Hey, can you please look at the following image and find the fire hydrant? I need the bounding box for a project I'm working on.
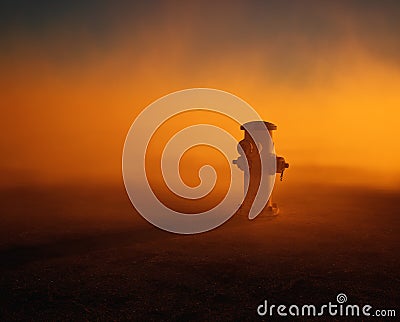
[233,121,289,216]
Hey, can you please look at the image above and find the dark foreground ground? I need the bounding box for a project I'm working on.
[0,180,399,321]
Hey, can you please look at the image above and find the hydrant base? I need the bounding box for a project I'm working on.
[237,203,279,218]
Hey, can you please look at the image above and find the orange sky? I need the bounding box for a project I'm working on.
[1,1,400,188]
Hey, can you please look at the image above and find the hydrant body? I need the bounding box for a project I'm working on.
[233,121,289,216]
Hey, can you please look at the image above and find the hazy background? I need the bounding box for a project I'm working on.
[1,0,400,189]
[1,3,399,319]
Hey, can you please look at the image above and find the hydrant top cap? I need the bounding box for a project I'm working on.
[241,121,277,131]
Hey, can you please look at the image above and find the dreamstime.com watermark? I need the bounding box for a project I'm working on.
[122,88,276,234]
[257,293,396,318]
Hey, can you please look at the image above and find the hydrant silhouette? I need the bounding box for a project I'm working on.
[233,121,289,216]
